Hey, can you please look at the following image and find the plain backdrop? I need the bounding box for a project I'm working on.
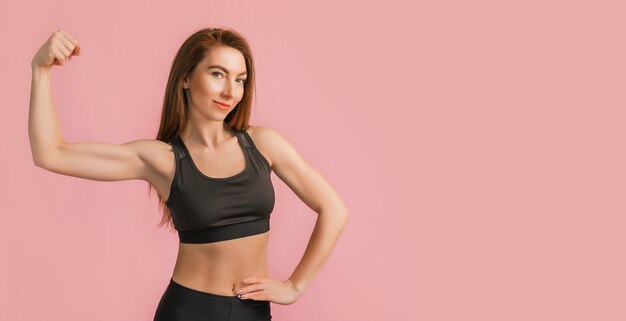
[1,0,625,320]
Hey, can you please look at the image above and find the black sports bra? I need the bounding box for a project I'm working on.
[165,128,275,244]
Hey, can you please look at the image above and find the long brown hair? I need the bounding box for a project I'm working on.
[150,27,258,231]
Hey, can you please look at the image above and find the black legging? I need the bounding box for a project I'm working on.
[154,278,272,321]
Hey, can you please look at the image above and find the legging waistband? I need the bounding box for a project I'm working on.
[168,277,240,304]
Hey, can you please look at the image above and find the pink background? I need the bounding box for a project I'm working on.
[2,0,625,320]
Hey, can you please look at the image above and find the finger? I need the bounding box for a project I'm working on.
[56,43,71,58]
[53,48,67,65]
[58,29,79,46]
[53,56,64,66]
[249,293,270,301]
[238,284,264,294]
[54,57,65,66]
[57,36,76,57]
[56,45,70,64]
[242,277,265,284]
[239,289,266,300]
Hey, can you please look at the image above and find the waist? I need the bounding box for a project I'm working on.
[173,231,269,296]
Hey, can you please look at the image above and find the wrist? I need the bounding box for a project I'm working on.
[31,65,51,78]
[31,63,50,74]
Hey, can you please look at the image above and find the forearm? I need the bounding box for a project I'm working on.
[288,210,349,295]
[29,66,64,166]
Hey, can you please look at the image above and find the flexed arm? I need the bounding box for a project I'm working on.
[29,29,81,166]
[28,29,157,183]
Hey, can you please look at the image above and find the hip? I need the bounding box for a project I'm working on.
[154,277,272,321]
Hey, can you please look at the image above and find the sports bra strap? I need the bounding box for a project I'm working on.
[235,129,253,149]
[170,137,186,161]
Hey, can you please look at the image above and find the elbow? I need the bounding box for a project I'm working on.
[32,154,46,168]
[33,152,57,170]
[31,143,62,169]
[317,203,350,226]
[33,157,49,169]
[339,204,350,221]
[336,212,350,232]
[325,208,350,225]
[341,211,350,225]
[32,150,51,168]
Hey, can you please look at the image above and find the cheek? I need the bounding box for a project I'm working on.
[191,74,215,90]
[199,79,219,94]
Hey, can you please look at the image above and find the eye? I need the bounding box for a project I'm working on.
[212,71,246,85]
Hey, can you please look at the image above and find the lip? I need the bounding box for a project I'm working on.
[213,100,231,109]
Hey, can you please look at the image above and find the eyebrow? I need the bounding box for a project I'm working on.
[208,65,248,76]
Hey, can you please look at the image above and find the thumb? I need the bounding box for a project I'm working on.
[72,44,82,56]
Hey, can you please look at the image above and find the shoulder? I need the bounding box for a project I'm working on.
[247,125,286,150]
[246,125,303,171]
[247,125,277,140]
[246,125,279,168]
[125,138,174,160]
[126,138,178,179]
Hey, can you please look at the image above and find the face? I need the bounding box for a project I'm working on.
[183,46,248,121]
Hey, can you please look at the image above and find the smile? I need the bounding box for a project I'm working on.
[213,100,230,109]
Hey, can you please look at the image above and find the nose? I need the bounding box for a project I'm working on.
[222,80,236,98]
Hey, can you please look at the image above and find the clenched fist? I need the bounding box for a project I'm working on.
[31,29,81,69]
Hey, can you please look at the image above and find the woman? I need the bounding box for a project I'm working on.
[29,27,350,321]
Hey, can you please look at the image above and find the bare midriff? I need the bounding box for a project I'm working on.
[171,231,270,296]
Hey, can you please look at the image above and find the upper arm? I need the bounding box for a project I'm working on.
[36,139,160,182]
[252,126,349,216]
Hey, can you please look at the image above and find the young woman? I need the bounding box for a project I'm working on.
[29,27,350,321]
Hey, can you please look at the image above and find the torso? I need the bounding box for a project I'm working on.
[144,126,274,296]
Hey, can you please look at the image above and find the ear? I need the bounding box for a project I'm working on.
[183,72,192,89]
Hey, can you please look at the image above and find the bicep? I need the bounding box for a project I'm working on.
[38,139,152,182]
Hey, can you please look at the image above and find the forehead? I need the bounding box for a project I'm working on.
[201,46,246,72]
